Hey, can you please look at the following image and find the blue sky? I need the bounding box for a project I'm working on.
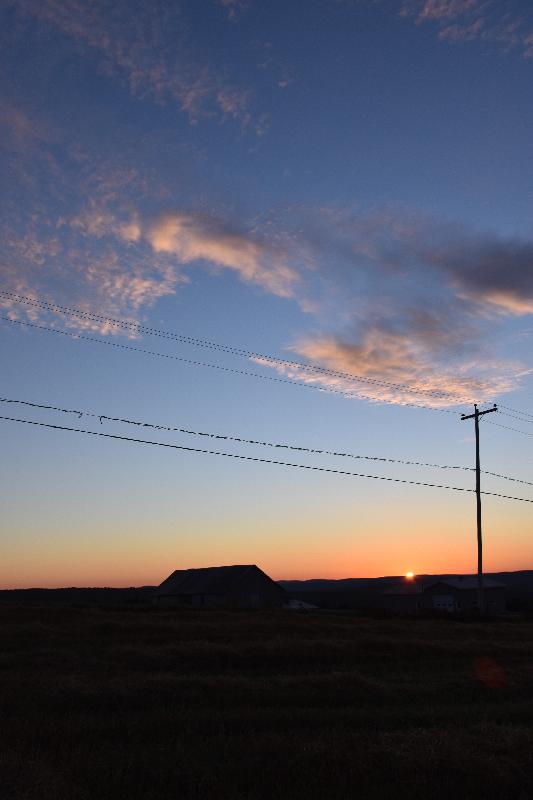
[1,0,532,586]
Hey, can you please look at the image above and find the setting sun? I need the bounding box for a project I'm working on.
[405,572,415,580]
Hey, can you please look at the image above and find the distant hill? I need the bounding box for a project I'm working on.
[0,586,156,604]
[279,571,533,610]
[1,571,532,609]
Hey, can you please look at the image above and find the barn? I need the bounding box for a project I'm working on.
[383,577,506,615]
[153,564,286,609]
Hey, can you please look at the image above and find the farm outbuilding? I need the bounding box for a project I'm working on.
[153,564,286,609]
[383,577,506,615]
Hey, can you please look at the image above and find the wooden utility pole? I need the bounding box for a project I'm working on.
[460,403,498,615]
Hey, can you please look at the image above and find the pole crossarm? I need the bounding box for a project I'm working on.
[461,404,498,421]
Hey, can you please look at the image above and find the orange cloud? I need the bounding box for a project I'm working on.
[146,212,298,297]
[255,326,518,407]
[479,291,533,316]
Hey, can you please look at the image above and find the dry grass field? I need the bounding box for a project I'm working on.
[1,605,533,799]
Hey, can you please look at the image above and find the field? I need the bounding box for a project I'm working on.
[1,605,533,799]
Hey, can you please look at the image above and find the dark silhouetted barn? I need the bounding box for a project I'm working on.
[153,564,286,608]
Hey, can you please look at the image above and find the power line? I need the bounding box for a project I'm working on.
[0,316,373,402]
[486,419,533,438]
[0,398,85,419]
[481,469,533,488]
[498,410,533,426]
[3,394,533,487]
[499,404,533,421]
[0,290,486,404]
[2,412,533,503]
[0,396,477,470]
[3,291,460,397]
[0,315,457,414]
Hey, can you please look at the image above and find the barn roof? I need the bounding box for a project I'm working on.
[383,576,506,595]
[431,577,506,590]
[154,564,284,597]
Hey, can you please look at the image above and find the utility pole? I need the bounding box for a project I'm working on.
[460,403,498,615]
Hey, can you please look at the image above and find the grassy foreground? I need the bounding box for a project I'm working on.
[1,605,533,799]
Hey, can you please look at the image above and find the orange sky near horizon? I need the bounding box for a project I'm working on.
[3,498,531,589]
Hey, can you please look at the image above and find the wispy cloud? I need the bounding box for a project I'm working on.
[217,0,249,22]
[0,87,298,337]
[0,106,297,329]
[266,324,518,407]
[244,204,533,404]
[68,206,141,243]
[0,109,182,334]
[424,235,533,316]
[406,0,482,22]
[0,226,182,335]
[10,0,256,124]
[5,187,532,401]
[0,103,54,149]
[82,252,179,312]
[291,206,533,319]
[145,211,298,298]
[2,91,530,405]
[400,0,533,58]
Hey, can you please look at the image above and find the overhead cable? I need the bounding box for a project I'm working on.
[2,394,532,487]
[0,396,476,470]
[0,315,457,414]
[486,419,533,438]
[2,413,533,503]
[498,410,533,425]
[499,404,533,421]
[0,290,487,404]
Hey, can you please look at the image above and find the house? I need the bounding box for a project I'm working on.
[153,564,286,609]
[383,577,506,615]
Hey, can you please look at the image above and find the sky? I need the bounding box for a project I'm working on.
[1,0,532,588]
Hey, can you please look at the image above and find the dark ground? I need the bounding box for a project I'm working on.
[1,605,533,800]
